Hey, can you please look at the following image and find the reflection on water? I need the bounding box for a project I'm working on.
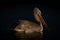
[10,29,48,40]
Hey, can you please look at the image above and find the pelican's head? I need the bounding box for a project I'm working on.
[34,8,48,29]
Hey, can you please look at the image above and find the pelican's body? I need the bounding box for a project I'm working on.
[14,20,43,33]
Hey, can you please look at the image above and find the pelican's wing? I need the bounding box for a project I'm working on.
[33,8,48,28]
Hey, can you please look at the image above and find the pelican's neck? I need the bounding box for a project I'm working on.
[40,22,43,32]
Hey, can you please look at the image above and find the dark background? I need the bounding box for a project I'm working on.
[0,1,60,40]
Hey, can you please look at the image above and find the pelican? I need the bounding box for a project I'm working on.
[13,8,48,39]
